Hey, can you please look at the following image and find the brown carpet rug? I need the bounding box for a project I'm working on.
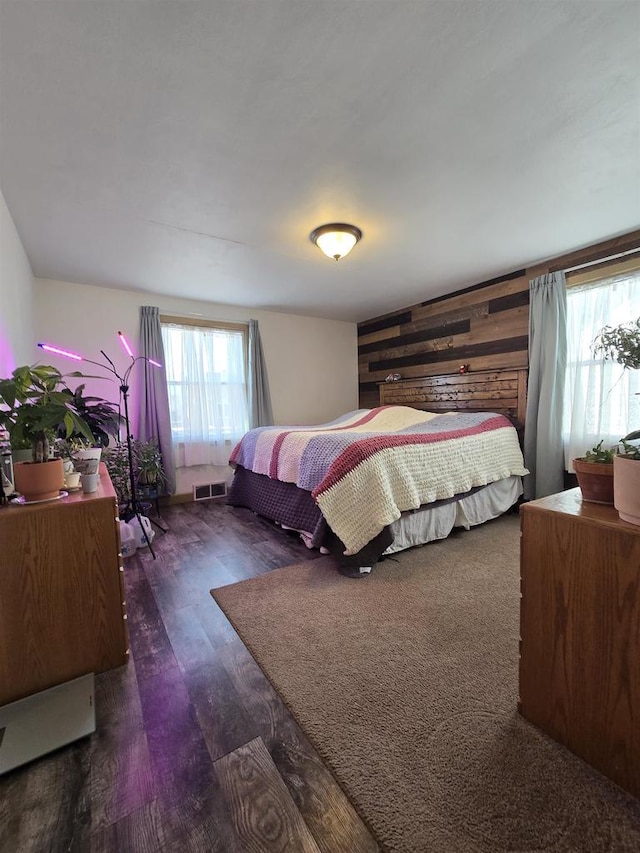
[211,515,640,852]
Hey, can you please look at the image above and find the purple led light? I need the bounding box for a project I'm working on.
[148,358,162,368]
[118,331,134,358]
[37,342,83,361]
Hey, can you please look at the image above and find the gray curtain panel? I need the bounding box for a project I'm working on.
[523,272,567,499]
[138,306,176,494]
[248,319,274,428]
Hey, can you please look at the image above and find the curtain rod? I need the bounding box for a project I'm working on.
[564,247,640,273]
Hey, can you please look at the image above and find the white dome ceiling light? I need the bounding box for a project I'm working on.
[310,223,362,261]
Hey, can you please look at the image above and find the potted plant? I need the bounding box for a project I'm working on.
[54,385,122,474]
[9,434,33,464]
[573,440,616,504]
[593,317,640,524]
[103,440,132,507]
[58,384,121,448]
[611,435,640,525]
[135,438,166,499]
[0,365,96,502]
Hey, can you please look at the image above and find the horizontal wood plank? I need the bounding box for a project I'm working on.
[399,303,489,333]
[383,370,521,388]
[364,350,530,384]
[358,310,412,337]
[379,368,528,422]
[410,274,528,321]
[356,325,402,347]
[358,319,470,356]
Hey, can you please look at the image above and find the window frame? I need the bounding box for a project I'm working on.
[159,314,249,445]
[562,264,640,467]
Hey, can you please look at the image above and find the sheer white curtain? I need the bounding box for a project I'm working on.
[161,322,249,467]
[563,272,640,469]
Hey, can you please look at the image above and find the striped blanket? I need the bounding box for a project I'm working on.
[230,406,527,555]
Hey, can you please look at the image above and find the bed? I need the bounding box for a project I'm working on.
[228,369,528,573]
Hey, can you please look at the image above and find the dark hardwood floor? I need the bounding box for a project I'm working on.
[0,501,379,853]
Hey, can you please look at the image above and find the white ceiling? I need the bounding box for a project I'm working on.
[1,1,639,323]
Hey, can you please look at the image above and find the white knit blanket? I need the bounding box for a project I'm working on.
[230,406,528,555]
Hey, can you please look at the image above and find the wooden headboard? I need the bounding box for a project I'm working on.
[379,368,528,424]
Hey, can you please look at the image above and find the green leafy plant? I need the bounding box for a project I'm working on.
[593,316,640,456]
[9,434,32,452]
[103,437,167,506]
[619,438,640,460]
[593,318,640,370]
[103,441,132,505]
[57,385,121,447]
[134,438,166,495]
[582,440,616,464]
[0,365,95,463]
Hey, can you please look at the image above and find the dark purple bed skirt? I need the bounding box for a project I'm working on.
[227,464,326,545]
[227,465,497,569]
[227,465,394,567]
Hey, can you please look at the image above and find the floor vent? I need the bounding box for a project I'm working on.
[193,481,228,502]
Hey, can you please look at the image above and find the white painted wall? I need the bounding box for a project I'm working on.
[0,190,35,375]
[33,278,358,493]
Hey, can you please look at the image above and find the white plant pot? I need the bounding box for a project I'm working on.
[72,447,102,475]
[613,454,640,526]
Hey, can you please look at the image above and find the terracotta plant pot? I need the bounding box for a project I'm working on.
[14,458,65,502]
[573,457,614,504]
[613,455,640,526]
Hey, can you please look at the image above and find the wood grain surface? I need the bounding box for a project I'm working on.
[358,270,529,406]
[519,490,640,798]
[0,468,128,705]
[0,501,378,852]
[380,367,527,423]
[215,736,322,853]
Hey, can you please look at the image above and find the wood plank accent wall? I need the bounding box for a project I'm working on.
[358,229,640,409]
[358,270,529,408]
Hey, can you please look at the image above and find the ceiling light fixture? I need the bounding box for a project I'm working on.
[309,223,362,261]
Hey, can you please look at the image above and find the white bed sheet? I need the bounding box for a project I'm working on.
[383,476,523,555]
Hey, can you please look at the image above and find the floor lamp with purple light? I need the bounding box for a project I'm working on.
[37,333,166,558]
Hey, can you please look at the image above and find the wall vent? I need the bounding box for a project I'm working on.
[192,481,228,502]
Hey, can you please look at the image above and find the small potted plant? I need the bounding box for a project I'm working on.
[613,435,640,525]
[573,440,616,504]
[135,438,166,500]
[9,434,33,464]
[593,317,640,524]
[0,365,96,501]
[103,440,133,508]
[56,385,122,474]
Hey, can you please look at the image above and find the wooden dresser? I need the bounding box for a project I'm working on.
[0,466,128,706]
[519,489,640,799]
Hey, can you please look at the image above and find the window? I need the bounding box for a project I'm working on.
[563,267,640,468]
[160,318,249,467]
